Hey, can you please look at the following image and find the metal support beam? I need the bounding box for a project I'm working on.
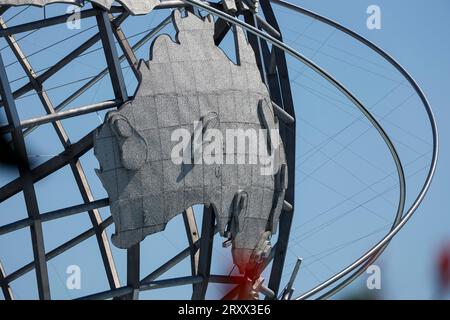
[259,1,296,299]
[0,13,128,109]
[283,200,293,212]
[213,3,238,47]
[220,277,277,300]
[141,276,203,292]
[191,206,216,300]
[95,10,128,102]
[238,277,254,300]
[0,99,123,134]
[19,99,123,130]
[62,96,121,289]
[0,13,170,204]
[124,244,140,300]
[1,17,121,290]
[0,6,9,16]
[111,13,140,79]
[78,286,133,300]
[109,13,185,299]
[20,14,171,138]
[0,198,109,236]
[220,244,278,300]
[4,99,129,135]
[80,275,205,299]
[0,261,13,300]
[0,8,100,37]
[209,275,244,284]
[260,285,276,299]
[4,32,101,103]
[40,198,109,223]
[182,208,200,282]
[214,18,231,46]
[256,15,281,39]
[140,228,219,285]
[243,12,267,84]
[260,38,283,107]
[281,258,302,300]
[0,1,186,37]
[272,101,295,125]
[0,53,51,300]
[0,2,298,301]
[51,13,170,112]
[0,130,94,204]
[1,217,112,285]
[267,47,277,75]
[141,243,199,285]
[240,6,297,299]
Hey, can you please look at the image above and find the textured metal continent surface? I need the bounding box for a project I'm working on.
[94,10,287,271]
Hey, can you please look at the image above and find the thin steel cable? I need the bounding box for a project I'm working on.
[296,132,397,209]
[293,225,390,265]
[295,82,423,159]
[292,152,429,238]
[289,161,428,256]
[282,30,408,87]
[0,29,39,52]
[290,30,336,82]
[4,6,30,24]
[296,84,415,166]
[7,24,161,85]
[283,224,391,285]
[281,22,402,76]
[182,0,436,301]
[293,72,431,148]
[0,1,436,300]
[10,24,166,101]
[4,24,98,69]
[14,74,112,101]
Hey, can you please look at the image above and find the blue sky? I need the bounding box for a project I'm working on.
[0,0,449,299]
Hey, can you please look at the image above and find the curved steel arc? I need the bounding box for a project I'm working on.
[180,0,408,299]
[268,0,439,300]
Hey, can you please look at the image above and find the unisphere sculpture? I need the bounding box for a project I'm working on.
[94,10,287,273]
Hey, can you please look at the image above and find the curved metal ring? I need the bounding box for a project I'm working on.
[181,0,414,299]
[269,0,438,300]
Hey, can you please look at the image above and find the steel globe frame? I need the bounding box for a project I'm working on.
[0,0,438,300]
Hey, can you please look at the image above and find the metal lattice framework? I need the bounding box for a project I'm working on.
[0,0,438,300]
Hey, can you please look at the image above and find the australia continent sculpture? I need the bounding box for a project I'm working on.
[94,10,287,277]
